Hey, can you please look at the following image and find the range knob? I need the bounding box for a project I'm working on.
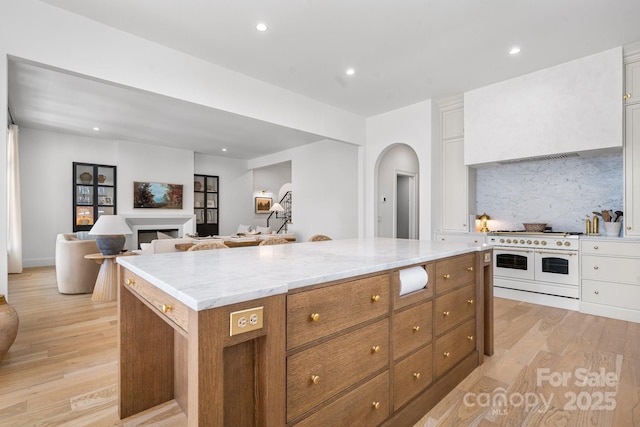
[527,240,532,244]
[506,239,512,243]
[556,241,563,246]
[541,241,547,246]
[564,241,571,247]
[500,239,505,243]
[533,240,539,245]
[520,239,525,244]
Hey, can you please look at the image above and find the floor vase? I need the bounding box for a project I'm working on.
[0,295,19,364]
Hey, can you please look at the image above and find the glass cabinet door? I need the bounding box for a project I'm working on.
[194,174,219,236]
[73,162,117,232]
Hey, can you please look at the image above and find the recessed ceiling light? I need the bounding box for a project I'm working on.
[509,47,521,55]
[92,127,100,131]
[346,68,355,76]
[256,23,268,32]
[222,148,227,152]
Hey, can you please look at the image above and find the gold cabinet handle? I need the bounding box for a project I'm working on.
[372,401,381,410]
[467,335,474,341]
[443,311,450,316]
[624,93,631,100]
[125,278,135,286]
[627,226,632,230]
[412,326,420,332]
[310,375,320,384]
[443,352,450,358]
[466,266,474,272]
[443,274,451,279]
[467,299,474,305]
[309,313,320,322]
[593,266,599,270]
[371,294,381,303]
[593,245,599,250]
[594,290,600,295]
[371,345,380,353]
[413,372,421,380]
[162,304,173,314]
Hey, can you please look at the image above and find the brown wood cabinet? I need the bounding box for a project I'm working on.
[118,249,493,427]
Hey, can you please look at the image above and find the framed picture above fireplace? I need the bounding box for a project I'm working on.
[134,182,183,209]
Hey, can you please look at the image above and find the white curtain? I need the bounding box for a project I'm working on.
[7,124,22,273]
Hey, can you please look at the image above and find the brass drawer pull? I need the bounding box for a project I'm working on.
[593,245,599,250]
[412,326,420,332]
[443,311,450,316]
[443,274,451,279]
[413,372,421,380]
[162,304,173,314]
[309,313,320,322]
[594,290,600,295]
[467,266,474,272]
[593,266,599,270]
[371,345,381,353]
[371,294,381,303]
[443,352,450,358]
[467,335,474,341]
[372,401,381,410]
[310,375,320,384]
[125,278,135,286]
[467,299,474,305]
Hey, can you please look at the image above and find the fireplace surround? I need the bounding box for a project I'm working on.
[122,214,195,250]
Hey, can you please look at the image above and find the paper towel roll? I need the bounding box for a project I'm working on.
[399,266,428,296]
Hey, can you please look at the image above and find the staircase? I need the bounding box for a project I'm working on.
[267,191,292,234]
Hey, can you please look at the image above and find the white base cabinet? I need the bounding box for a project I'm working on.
[580,239,640,323]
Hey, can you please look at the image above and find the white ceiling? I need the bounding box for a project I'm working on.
[9,0,640,158]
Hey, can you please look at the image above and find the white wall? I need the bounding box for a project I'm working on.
[19,127,196,267]
[248,140,359,242]
[194,153,252,236]
[366,101,433,240]
[476,152,623,232]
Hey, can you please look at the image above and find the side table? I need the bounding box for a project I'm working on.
[85,252,137,302]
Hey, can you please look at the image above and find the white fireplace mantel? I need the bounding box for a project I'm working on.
[122,213,196,250]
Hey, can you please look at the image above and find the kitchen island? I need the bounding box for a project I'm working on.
[116,238,493,426]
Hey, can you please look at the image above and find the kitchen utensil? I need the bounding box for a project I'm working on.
[523,223,547,232]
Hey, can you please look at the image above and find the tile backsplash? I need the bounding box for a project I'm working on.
[475,152,623,233]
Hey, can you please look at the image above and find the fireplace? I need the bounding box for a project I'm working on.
[122,214,196,250]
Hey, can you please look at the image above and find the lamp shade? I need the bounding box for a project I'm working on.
[89,215,132,255]
[88,215,132,235]
[270,203,284,212]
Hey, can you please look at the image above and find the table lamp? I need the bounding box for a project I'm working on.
[88,215,132,255]
[478,213,491,232]
[269,203,287,233]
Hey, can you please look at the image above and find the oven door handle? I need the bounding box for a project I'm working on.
[535,250,576,256]
[497,248,532,253]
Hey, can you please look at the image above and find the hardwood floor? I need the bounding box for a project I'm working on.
[1,267,639,426]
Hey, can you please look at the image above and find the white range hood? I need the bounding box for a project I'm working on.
[464,47,623,166]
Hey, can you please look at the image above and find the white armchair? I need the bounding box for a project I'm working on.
[55,233,101,294]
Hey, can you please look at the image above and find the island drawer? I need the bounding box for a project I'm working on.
[393,344,433,411]
[434,318,476,377]
[287,318,389,422]
[392,301,432,360]
[122,271,189,333]
[294,371,390,427]
[434,284,476,336]
[435,253,476,295]
[287,273,389,349]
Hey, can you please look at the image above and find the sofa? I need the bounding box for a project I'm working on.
[136,237,194,255]
[55,233,101,294]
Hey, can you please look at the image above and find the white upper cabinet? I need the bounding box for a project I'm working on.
[464,47,624,166]
[626,60,640,104]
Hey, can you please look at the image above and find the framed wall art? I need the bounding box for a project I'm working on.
[255,197,272,214]
[134,182,183,209]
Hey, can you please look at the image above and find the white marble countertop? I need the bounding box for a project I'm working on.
[117,237,489,311]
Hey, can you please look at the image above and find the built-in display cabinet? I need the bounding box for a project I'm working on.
[194,174,219,236]
[73,162,116,232]
[625,48,640,236]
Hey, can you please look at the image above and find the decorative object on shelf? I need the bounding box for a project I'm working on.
[79,172,92,183]
[523,223,547,232]
[98,174,106,183]
[89,215,132,255]
[0,294,19,364]
[477,213,491,232]
[133,182,183,209]
[194,180,202,191]
[255,197,272,214]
